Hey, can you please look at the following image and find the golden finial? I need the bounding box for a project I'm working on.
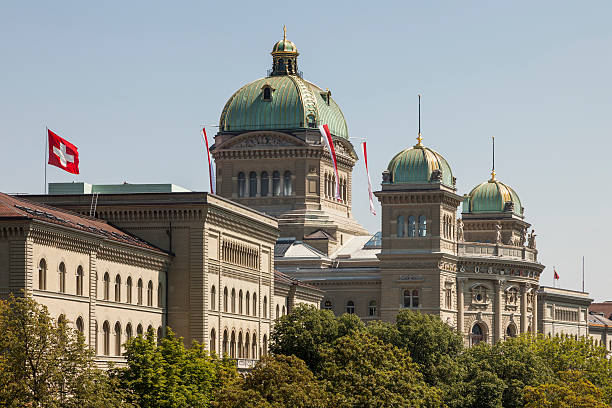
[490,135,496,181]
[416,94,423,147]
[283,25,287,42]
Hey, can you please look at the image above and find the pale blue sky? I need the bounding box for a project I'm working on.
[1,1,611,300]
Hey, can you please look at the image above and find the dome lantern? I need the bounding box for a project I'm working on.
[270,26,299,76]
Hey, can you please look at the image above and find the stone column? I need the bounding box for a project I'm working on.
[520,282,528,333]
[457,278,465,337]
[494,279,504,343]
[531,285,539,334]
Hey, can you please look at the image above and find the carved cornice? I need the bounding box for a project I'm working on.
[97,243,169,270]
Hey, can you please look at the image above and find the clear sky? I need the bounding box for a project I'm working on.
[1,1,611,300]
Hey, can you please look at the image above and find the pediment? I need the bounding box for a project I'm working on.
[217,131,308,150]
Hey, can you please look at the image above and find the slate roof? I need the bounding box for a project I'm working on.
[0,193,165,254]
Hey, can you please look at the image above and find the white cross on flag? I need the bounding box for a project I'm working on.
[48,129,79,174]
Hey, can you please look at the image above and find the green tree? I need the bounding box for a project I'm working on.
[118,328,236,408]
[0,294,129,408]
[215,355,329,408]
[320,331,443,408]
[524,370,608,408]
[269,304,340,372]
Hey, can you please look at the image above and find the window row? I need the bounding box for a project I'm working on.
[98,320,163,356]
[323,299,379,317]
[396,215,427,238]
[37,259,85,295]
[210,328,268,360]
[555,309,579,322]
[222,240,259,269]
[102,272,163,307]
[442,215,455,239]
[237,171,292,198]
[211,286,268,318]
[323,172,348,203]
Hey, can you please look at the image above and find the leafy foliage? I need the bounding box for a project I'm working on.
[524,371,609,408]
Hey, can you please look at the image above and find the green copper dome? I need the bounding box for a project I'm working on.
[464,177,523,216]
[219,32,348,139]
[386,143,454,187]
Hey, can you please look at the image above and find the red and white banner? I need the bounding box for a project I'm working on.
[202,127,216,194]
[47,129,79,174]
[553,268,559,280]
[361,141,376,215]
[319,124,341,201]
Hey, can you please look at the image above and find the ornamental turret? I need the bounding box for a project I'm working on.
[270,26,299,76]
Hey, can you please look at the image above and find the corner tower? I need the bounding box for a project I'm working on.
[211,29,368,253]
[374,99,463,322]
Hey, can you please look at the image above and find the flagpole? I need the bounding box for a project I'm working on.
[582,256,585,292]
[44,126,48,194]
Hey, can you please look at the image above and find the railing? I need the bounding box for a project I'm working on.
[266,69,303,78]
[458,242,538,262]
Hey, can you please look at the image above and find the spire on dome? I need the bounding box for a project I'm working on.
[270,27,299,76]
[490,136,496,181]
[415,94,423,147]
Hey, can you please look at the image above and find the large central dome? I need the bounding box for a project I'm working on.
[218,31,349,139]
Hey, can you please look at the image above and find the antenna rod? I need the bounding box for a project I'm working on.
[490,136,496,180]
[416,94,422,146]
[582,256,585,292]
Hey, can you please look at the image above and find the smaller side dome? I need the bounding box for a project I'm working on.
[464,179,523,216]
[272,26,298,55]
[385,145,454,188]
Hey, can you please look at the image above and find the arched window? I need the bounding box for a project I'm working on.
[263,334,268,356]
[346,301,355,314]
[157,283,163,307]
[103,272,110,300]
[210,329,216,354]
[252,333,257,359]
[38,259,47,290]
[211,286,216,311]
[276,304,280,319]
[408,216,416,237]
[114,322,122,356]
[59,262,66,293]
[506,323,517,338]
[147,281,153,306]
[397,216,405,237]
[238,332,243,358]
[103,321,110,355]
[58,314,66,326]
[249,172,257,197]
[126,277,133,303]
[137,324,143,336]
[245,291,250,315]
[261,172,269,197]
[157,327,162,345]
[231,289,236,313]
[272,171,281,196]
[471,323,484,345]
[76,316,84,334]
[223,287,228,312]
[76,266,84,296]
[369,300,377,317]
[223,330,228,355]
[147,325,153,335]
[282,305,286,316]
[126,323,133,341]
[237,172,246,197]
[263,86,272,101]
[230,331,236,358]
[239,290,243,314]
[115,275,121,302]
[418,215,427,237]
[253,293,257,316]
[283,171,292,196]
[263,296,267,318]
[137,278,143,305]
[324,300,332,310]
[245,333,250,358]
[95,321,99,354]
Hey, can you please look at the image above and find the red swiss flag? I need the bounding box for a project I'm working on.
[48,129,79,174]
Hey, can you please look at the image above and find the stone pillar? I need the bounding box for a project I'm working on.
[531,285,538,334]
[457,278,465,337]
[520,282,528,333]
[256,176,261,198]
[494,279,504,343]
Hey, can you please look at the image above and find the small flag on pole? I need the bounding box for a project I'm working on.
[361,141,376,215]
[319,124,341,201]
[201,127,215,194]
[553,268,559,280]
[47,129,79,174]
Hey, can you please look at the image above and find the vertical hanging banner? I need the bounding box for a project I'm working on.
[361,141,376,215]
[319,124,341,201]
[201,127,216,194]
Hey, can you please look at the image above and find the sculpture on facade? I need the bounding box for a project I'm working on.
[457,218,464,242]
[520,226,527,247]
[528,229,537,249]
[495,222,502,244]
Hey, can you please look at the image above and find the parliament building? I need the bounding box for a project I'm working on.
[0,31,599,364]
